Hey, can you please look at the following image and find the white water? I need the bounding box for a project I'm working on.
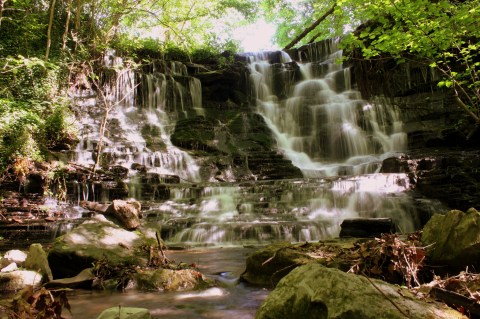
[247,39,407,177]
[72,53,201,183]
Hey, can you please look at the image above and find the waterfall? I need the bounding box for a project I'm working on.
[245,39,407,177]
[72,51,202,187]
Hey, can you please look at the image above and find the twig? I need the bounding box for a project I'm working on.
[362,271,411,318]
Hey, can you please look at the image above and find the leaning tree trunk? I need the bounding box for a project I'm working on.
[62,0,73,51]
[45,0,57,61]
[283,3,336,50]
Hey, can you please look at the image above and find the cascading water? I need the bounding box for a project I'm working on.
[247,39,407,177]
[66,45,439,247]
[71,52,202,201]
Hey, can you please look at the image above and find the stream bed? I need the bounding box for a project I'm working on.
[64,247,269,319]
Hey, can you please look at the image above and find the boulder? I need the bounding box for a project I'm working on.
[134,268,214,292]
[1,249,27,267]
[48,214,155,278]
[25,243,53,282]
[105,199,141,230]
[240,242,314,287]
[256,263,466,319]
[421,208,480,272]
[0,270,42,292]
[96,307,152,319]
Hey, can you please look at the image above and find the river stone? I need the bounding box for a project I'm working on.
[0,270,42,292]
[48,214,155,278]
[1,262,18,272]
[241,242,314,287]
[256,263,466,319]
[44,268,96,289]
[106,199,141,230]
[25,243,53,282]
[134,268,213,292]
[1,249,27,267]
[96,307,152,319]
[421,208,480,271]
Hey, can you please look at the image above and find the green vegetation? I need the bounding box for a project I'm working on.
[0,0,479,175]
[262,0,479,126]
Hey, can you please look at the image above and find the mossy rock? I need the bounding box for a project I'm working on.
[134,268,214,292]
[422,208,480,272]
[48,215,156,279]
[241,242,314,287]
[256,263,466,319]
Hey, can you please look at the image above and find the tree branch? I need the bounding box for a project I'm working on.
[283,3,336,50]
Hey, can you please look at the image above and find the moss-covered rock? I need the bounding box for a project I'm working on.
[48,214,156,279]
[256,263,466,319]
[25,243,53,282]
[134,268,214,292]
[241,242,314,287]
[97,307,152,319]
[422,208,480,272]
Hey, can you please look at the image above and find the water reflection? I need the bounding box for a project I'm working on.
[65,248,269,319]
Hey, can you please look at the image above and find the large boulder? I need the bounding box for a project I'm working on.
[421,208,480,271]
[48,214,155,278]
[256,263,466,319]
[241,242,314,287]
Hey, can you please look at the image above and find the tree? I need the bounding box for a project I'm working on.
[338,0,480,126]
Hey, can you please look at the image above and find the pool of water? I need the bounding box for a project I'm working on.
[64,247,269,319]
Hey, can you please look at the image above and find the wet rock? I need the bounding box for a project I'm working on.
[48,214,155,278]
[1,249,27,268]
[134,268,214,292]
[380,156,409,173]
[96,307,152,319]
[407,150,480,211]
[0,270,42,292]
[45,268,96,289]
[421,208,480,272]
[105,199,141,230]
[1,262,18,272]
[25,243,53,282]
[240,242,313,287]
[256,263,466,319]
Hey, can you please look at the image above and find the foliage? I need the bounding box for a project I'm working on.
[0,58,77,171]
[261,0,339,47]
[338,0,480,124]
[0,285,71,319]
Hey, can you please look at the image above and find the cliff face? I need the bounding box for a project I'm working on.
[348,55,479,149]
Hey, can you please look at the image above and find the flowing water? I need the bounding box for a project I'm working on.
[38,42,446,317]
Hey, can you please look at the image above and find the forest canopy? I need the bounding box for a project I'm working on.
[0,0,478,171]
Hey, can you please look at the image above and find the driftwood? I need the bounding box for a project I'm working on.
[339,218,395,238]
[431,287,480,318]
[81,199,141,230]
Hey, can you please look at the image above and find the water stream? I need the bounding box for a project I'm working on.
[36,43,446,317]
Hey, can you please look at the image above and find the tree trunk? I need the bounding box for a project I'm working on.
[45,0,57,61]
[283,3,336,50]
[74,0,83,53]
[0,0,5,28]
[62,0,73,51]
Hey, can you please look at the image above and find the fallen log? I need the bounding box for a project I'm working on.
[339,218,395,238]
[81,199,141,230]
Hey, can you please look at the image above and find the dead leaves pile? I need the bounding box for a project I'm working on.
[345,232,425,288]
[0,286,71,319]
